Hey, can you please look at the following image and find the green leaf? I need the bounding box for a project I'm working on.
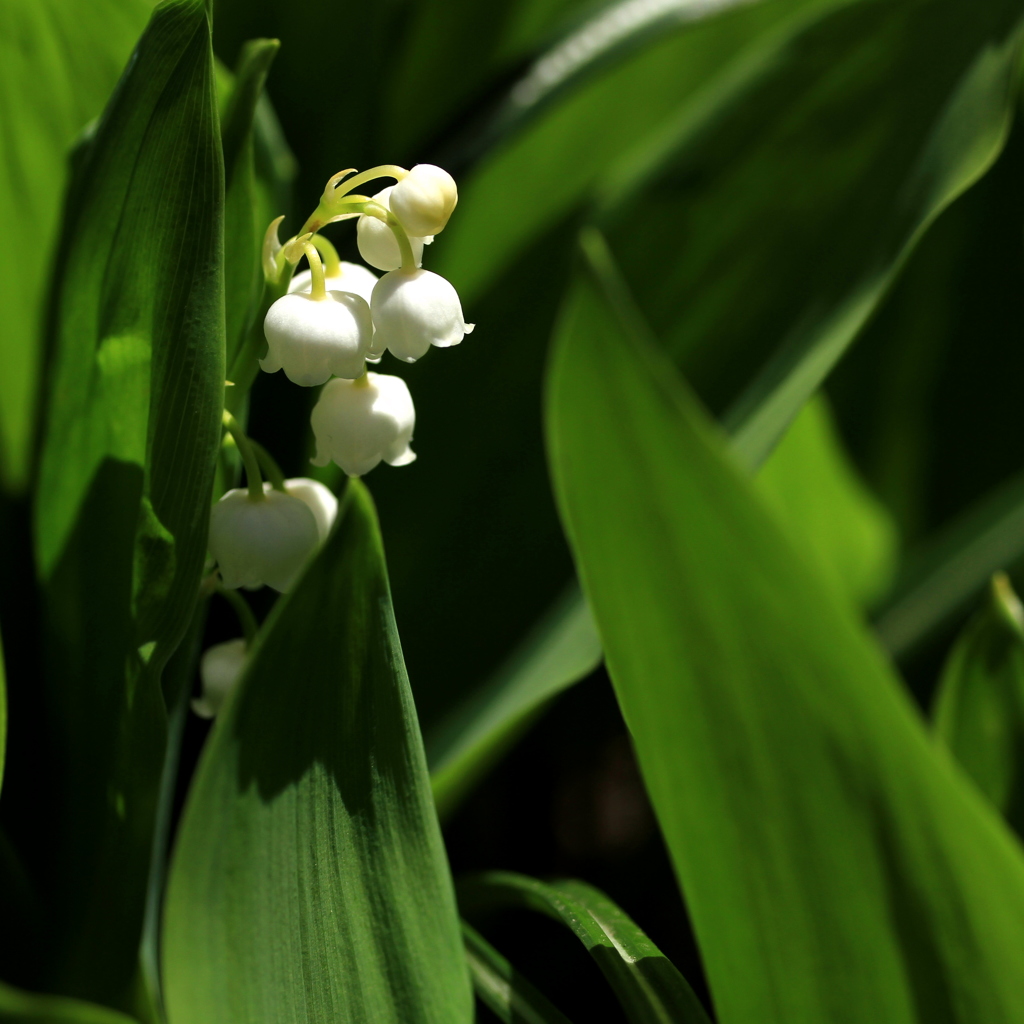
[874,471,1024,657]
[0,981,139,1024]
[435,0,839,304]
[0,0,155,492]
[220,38,279,370]
[35,0,224,660]
[598,0,1024,464]
[461,920,574,1024]
[545,246,1024,1023]
[933,573,1024,835]
[459,872,710,1024]
[163,481,472,1024]
[428,583,601,819]
[754,394,896,608]
[14,0,223,1007]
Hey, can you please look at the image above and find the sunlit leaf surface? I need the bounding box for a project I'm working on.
[546,251,1024,1023]
[163,482,472,1024]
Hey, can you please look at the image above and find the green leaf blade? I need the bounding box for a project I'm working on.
[460,872,710,1024]
[163,481,472,1024]
[545,256,1024,1023]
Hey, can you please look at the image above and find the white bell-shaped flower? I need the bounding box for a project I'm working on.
[389,164,458,237]
[356,186,429,272]
[283,477,338,542]
[262,290,372,386]
[289,260,378,306]
[209,488,320,592]
[370,268,474,362]
[192,638,247,719]
[311,373,416,477]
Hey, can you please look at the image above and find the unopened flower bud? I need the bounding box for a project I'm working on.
[262,291,372,386]
[289,260,378,306]
[283,477,338,542]
[192,638,247,719]
[210,488,320,592]
[389,164,458,237]
[311,373,416,477]
[370,268,474,362]
[356,186,429,272]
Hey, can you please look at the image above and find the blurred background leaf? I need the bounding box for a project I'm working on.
[546,251,1024,1022]
[0,981,139,1024]
[932,573,1024,837]
[163,482,472,1024]
[0,0,157,493]
[0,0,222,1012]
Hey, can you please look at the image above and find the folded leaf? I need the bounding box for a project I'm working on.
[13,0,223,1007]
[163,481,472,1024]
[460,872,710,1024]
[545,246,1024,1023]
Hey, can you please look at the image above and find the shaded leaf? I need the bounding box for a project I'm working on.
[428,583,600,819]
[545,244,1024,1023]
[933,573,1024,835]
[9,0,222,1007]
[462,920,574,1024]
[163,481,472,1024]
[460,872,710,1024]
[0,0,155,491]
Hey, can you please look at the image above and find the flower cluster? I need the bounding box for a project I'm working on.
[199,164,473,713]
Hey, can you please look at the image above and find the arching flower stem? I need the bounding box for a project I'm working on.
[302,240,328,301]
[250,439,287,493]
[325,164,408,203]
[222,410,264,500]
[309,233,341,278]
[216,584,259,644]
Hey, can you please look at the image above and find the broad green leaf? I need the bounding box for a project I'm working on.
[435,0,839,303]
[163,481,472,1024]
[0,0,155,492]
[545,250,1024,1022]
[755,395,896,607]
[459,872,710,1024]
[598,0,1024,464]
[933,574,1024,835]
[428,583,600,819]
[0,981,139,1024]
[874,471,1024,658]
[14,0,222,1008]
[462,920,574,1024]
[221,39,279,370]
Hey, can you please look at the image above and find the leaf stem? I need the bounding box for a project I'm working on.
[216,585,259,644]
[250,439,287,492]
[222,410,264,499]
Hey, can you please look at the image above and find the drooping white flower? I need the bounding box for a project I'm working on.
[192,638,247,719]
[209,488,320,592]
[289,260,378,306]
[389,164,458,237]
[356,186,430,272]
[283,477,338,542]
[310,373,416,477]
[262,290,372,386]
[370,268,474,362]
